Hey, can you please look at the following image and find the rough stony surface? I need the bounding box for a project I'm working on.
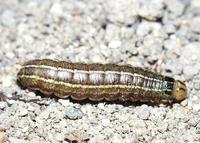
[0,0,200,143]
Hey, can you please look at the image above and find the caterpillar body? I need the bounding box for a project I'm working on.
[17,59,187,103]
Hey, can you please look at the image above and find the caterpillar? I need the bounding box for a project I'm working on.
[17,59,187,103]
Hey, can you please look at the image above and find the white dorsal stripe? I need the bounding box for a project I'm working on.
[22,64,173,84]
[18,75,172,92]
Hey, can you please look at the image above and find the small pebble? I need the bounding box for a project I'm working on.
[50,3,63,16]
[0,102,7,109]
[135,105,150,120]
[108,40,121,49]
[27,92,36,97]
[192,104,200,112]
[64,107,83,120]
[101,118,110,127]
[190,17,200,33]
[35,108,51,124]
[54,133,64,142]
[181,99,188,107]
[2,76,12,87]
[58,99,70,107]
[97,103,105,109]
[18,108,28,117]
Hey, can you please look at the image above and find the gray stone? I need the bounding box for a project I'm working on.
[64,107,84,120]
[104,0,138,24]
[190,17,200,33]
[135,105,150,120]
[164,0,185,17]
[163,24,176,34]
[136,21,163,38]
[1,10,16,27]
[138,0,164,21]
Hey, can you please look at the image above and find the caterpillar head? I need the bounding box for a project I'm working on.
[172,80,187,101]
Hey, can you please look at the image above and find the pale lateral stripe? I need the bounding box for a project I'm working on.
[19,75,172,92]
[22,64,171,83]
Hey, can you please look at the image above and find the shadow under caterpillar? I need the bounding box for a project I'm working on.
[17,59,187,103]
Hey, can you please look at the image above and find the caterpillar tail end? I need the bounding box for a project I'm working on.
[172,80,187,102]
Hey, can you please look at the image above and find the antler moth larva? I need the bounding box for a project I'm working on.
[17,59,187,103]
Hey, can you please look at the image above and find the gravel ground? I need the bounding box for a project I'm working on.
[0,0,200,142]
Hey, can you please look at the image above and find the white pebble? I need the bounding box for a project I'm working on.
[27,92,36,97]
[97,103,105,109]
[0,102,7,109]
[58,99,70,107]
[101,118,110,127]
[108,40,122,49]
[192,104,200,112]
[18,108,28,117]
[50,3,63,16]
[2,76,12,87]
[54,133,64,141]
